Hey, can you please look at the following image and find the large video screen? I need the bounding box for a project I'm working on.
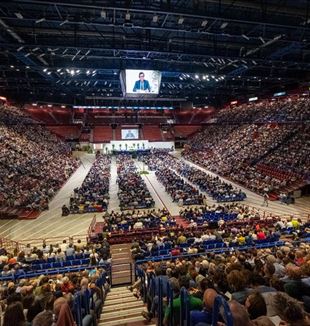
[121,129,139,140]
[125,69,161,95]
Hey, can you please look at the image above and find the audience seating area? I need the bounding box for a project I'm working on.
[47,125,81,140]
[142,125,162,141]
[93,126,113,142]
[0,238,111,326]
[67,154,111,214]
[117,154,155,210]
[184,117,309,197]
[0,105,79,216]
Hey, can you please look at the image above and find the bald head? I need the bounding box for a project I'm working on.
[203,289,218,311]
[229,300,253,326]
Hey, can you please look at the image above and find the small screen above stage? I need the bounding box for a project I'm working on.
[121,129,139,140]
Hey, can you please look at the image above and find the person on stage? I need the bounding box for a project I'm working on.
[133,72,151,92]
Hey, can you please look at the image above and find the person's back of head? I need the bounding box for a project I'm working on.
[203,288,218,312]
[178,275,190,290]
[229,300,253,326]
[32,310,53,326]
[3,302,25,326]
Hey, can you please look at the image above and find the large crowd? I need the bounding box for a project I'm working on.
[184,121,308,196]
[0,238,111,326]
[129,202,310,326]
[0,105,79,211]
[66,154,111,214]
[139,151,245,203]
[117,154,155,210]
[101,208,176,232]
[215,96,310,123]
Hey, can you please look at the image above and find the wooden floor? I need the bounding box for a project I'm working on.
[0,151,309,244]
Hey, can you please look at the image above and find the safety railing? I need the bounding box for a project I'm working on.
[139,268,234,326]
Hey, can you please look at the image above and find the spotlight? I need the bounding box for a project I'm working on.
[178,17,184,24]
[100,9,106,19]
[220,22,228,29]
[125,11,130,20]
[35,18,46,24]
[152,14,158,23]
[43,68,47,72]
[195,74,199,79]
[201,20,208,27]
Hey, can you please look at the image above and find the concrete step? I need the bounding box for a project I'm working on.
[104,295,138,306]
[106,291,133,299]
[100,308,144,321]
[102,300,144,312]
[110,286,128,292]
[98,315,146,326]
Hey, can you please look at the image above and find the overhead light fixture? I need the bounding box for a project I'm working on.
[70,69,75,75]
[220,22,228,29]
[15,12,23,19]
[26,66,30,69]
[32,103,37,106]
[47,104,52,107]
[259,36,265,44]
[195,74,199,79]
[125,11,130,20]
[100,9,107,19]
[59,19,69,26]
[178,17,184,24]
[61,105,66,108]
[86,70,90,75]
[43,68,47,72]
[242,34,249,40]
[152,14,158,23]
[17,46,24,52]
[47,71,51,75]
[57,68,61,72]
[0,18,24,43]
[35,18,46,24]
[201,20,208,27]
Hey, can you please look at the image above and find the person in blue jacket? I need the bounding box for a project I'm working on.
[133,72,151,92]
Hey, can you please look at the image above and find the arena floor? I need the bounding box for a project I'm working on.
[0,151,309,244]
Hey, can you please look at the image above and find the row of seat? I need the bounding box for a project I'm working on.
[0,262,110,281]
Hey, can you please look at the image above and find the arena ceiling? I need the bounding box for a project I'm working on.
[0,0,309,107]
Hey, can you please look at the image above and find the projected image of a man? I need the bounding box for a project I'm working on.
[133,72,151,92]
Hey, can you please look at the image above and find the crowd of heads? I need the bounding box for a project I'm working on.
[117,154,155,210]
[67,154,111,214]
[0,238,110,326]
[184,122,307,195]
[140,151,245,203]
[101,208,175,232]
[136,236,310,326]
[0,105,79,211]
[215,96,310,123]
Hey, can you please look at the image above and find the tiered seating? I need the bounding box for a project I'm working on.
[52,109,72,124]
[25,108,57,124]
[47,125,81,139]
[142,125,162,140]
[93,126,113,142]
[79,132,90,141]
[115,126,122,140]
[0,122,79,212]
[174,125,201,137]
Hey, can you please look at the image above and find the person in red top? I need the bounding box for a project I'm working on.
[256,230,266,240]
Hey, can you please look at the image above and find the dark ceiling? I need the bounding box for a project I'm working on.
[0,0,309,107]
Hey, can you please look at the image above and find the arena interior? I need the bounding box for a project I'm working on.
[0,1,310,326]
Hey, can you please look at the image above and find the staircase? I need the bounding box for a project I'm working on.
[99,286,155,326]
[99,242,156,326]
